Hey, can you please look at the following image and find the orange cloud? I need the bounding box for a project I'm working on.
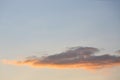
[2,47,120,69]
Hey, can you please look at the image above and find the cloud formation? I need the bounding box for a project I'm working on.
[116,50,120,54]
[2,47,120,69]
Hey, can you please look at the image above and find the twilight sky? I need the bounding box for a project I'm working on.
[0,0,120,80]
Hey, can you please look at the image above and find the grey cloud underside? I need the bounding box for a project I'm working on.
[23,47,120,68]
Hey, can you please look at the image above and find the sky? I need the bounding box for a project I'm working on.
[0,0,120,80]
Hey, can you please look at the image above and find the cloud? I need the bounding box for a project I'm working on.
[116,50,120,54]
[2,47,120,69]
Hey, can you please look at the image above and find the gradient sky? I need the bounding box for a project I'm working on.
[0,0,120,80]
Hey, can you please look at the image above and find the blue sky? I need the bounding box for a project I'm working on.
[0,0,120,80]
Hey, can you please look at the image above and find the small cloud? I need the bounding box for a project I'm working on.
[2,46,120,69]
[116,50,120,54]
